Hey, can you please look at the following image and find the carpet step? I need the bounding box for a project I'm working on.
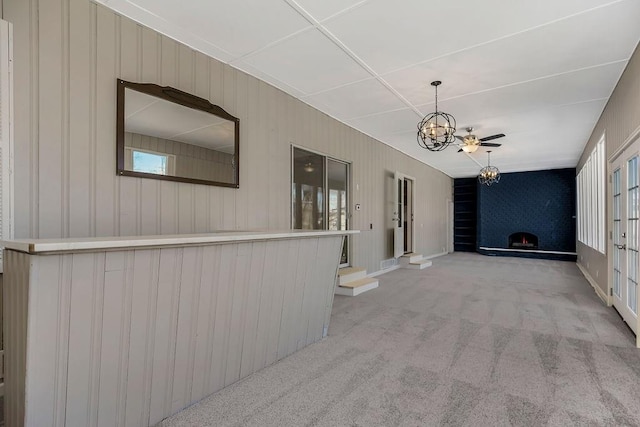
[335,277,379,296]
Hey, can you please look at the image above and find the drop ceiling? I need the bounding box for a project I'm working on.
[96,0,640,178]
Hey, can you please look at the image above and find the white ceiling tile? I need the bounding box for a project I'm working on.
[242,29,371,95]
[303,78,407,119]
[94,0,236,62]
[323,0,620,74]
[383,0,640,106]
[347,108,421,137]
[294,0,368,21]
[123,0,312,57]
[424,62,625,125]
[232,61,308,99]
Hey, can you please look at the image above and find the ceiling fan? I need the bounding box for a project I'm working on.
[455,127,505,153]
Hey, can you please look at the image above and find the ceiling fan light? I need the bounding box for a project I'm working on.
[462,144,479,153]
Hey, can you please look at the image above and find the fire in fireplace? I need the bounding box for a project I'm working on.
[509,232,538,249]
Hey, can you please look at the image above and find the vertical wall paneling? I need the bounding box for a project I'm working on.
[4,250,29,426]
[189,245,218,404]
[295,237,317,350]
[265,239,289,366]
[224,242,251,386]
[23,255,59,425]
[252,239,279,373]
[6,234,346,425]
[88,251,106,427]
[170,246,201,414]
[94,5,116,237]
[239,241,266,379]
[124,249,159,425]
[96,250,126,427]
[147,248,181,424]
[68,0,91,237]
[7,0,451,278]
[65,253,97,426]
[37,0,64,237]
[276,239,300,360]
[208,243,234,393]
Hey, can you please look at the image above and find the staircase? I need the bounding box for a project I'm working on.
[335,267,379,296]
[399,252,432,270]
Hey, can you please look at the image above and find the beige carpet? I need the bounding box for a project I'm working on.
[159,252,640,426]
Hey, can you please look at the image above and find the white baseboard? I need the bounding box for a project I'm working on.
[368,264,400,278]
[422,251,448,260]
[576,262,610,305]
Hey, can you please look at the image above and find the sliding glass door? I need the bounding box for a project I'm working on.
[292,147,350,265]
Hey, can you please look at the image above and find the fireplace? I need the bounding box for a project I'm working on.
[509,232,538,249]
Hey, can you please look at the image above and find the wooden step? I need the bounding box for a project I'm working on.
[335,277,379,296]
[338,266,366,286]
[399,252,424,264]
[405,259,432,270]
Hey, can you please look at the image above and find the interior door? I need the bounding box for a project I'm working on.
[393,171,404,258]
[612,144,639,334]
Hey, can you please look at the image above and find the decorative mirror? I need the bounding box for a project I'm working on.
[116,79,239,188]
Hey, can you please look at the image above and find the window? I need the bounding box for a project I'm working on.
[125,147,175,176]
[577,136,605,253]
[291,146,350,265]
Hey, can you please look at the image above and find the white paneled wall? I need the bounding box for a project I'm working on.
[5,0,451,274]
[5,235,343,426]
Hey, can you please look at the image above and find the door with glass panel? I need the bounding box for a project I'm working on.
[612,143,639,334]
[292,147,350,266]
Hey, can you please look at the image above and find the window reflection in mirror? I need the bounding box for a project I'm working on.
[117,80,239,187]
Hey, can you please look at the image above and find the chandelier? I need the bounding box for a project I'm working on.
[478,151,500,186]
[417,81,456,151]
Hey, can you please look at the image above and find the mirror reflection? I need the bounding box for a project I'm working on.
[117,80,239,187]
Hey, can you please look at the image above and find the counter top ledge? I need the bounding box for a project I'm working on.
[1,229,359,254]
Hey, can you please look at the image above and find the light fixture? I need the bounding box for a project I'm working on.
[461,127,480,153]
[417,80,456,151]
[478,151,500,186]
[304,162,314,173]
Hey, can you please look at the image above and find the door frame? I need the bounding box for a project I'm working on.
[393,171,416,257]
[609,133,640,342]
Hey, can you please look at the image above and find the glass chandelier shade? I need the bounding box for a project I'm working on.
[461,135,480,153]
[417,81,456,151]
[478,151,500,186]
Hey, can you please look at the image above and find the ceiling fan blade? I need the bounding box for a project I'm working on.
[454,135,464,141]
[480,142,502,147]
[479,133,505,142]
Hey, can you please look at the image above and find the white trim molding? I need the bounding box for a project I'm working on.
[577,262,610,305]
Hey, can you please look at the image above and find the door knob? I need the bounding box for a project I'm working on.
[615,243,627,250]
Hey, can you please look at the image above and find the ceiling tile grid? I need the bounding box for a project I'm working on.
[98,0,640,177]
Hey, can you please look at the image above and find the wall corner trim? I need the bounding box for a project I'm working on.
[576,262,610,306]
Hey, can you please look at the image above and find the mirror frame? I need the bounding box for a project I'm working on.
[116,79,240,188]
